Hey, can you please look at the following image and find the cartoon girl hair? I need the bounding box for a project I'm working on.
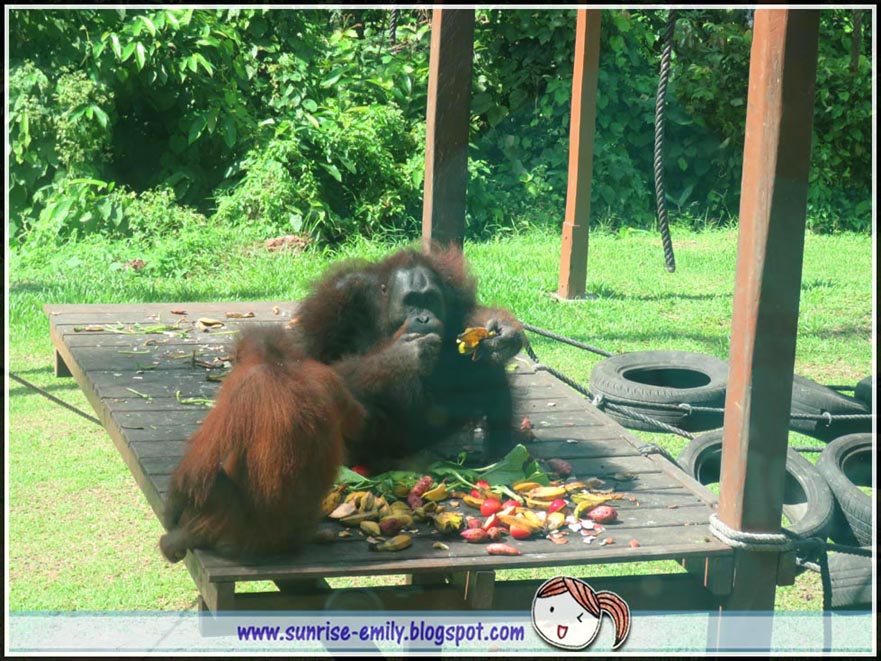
[535,576,631,649]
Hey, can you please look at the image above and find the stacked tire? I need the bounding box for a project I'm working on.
[817,432,874,611]
[676,429,835,540]
[587,352,872,439]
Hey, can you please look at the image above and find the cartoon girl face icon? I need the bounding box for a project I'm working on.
[532,576,631,650]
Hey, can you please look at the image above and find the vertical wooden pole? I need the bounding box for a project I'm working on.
[557,9,601,299]
[421,9,475,252]
[718,9,820,611]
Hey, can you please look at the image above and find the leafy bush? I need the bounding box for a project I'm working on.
[7,8,872,248]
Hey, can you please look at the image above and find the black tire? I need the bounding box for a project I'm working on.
[677,429,836,539]
[789,375,871,441]
[816,433,873,546]
[854,375,873,412]
[589,351,728,432]
[827,549,874,610]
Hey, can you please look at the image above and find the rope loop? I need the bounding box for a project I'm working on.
[708,513,793,552]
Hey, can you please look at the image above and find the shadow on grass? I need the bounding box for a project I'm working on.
[587,284,727,302]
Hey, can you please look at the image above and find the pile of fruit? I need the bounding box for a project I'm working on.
[319,454,631,556]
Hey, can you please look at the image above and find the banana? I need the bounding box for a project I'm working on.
[371,534,412,552]
[462,494,485,509]
[512,481,543,494]
[524,496,555,510]
[422,482,448,502]
[345,490,371,504]
[498,514,543,534]
[546,511,566,531]
[340,511,378,526]
[359,521,382,536]
[527,486,567,501]
[520,509,546,529]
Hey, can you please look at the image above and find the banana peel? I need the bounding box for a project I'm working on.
[371,534,412,552]
[434,511,464,534]
[321,485,347,516]
[422,482,448,502]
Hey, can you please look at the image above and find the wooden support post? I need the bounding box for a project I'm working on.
[557,9,601,299]
[718,9,820,612]
[54,350,72,378]
[421,8,475,252]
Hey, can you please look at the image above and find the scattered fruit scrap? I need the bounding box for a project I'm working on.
[319,444,630,554]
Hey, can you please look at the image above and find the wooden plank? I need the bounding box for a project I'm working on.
[421,8,475,250]
[47,320,167,520]
[228,572,720,612]
[558,9,601,299]
[718,9,820,612]
[45,301,297,318]
[194,510,729,581]
[490,574,721,612]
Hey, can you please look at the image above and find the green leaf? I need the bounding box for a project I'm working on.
[188,114,207,144]
[320,163,342,182]
[135,43,147,71]
[222,117,237,148]
[194,53,214,76]
[166,11,180,29]
[121,42,136,63]
[110,34,122,60]
[139,15,157,37]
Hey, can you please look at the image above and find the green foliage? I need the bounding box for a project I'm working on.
[7,8,873,249]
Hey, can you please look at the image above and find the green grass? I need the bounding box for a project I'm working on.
[6,224,873,613]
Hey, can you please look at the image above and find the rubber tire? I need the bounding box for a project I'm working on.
[816,433,873,546]
[827,549,874,610]
[789,375,871,442]
[854,375,873,412]
[677,429,836,539]
[588,351,728,432]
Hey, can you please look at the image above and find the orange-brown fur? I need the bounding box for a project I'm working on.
[159,326,365,562]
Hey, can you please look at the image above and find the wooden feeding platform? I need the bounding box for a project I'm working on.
[46,301,737,614]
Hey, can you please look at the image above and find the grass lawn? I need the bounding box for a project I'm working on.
[6,224,874,612]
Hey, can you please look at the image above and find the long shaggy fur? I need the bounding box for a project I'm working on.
[159,326,365,562]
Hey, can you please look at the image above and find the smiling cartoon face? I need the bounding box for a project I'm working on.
[532,591,602,650]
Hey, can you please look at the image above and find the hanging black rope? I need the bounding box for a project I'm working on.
[653,9,678,273]
[389,9,399,46]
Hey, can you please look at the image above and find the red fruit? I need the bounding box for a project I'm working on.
[547,498,567,515]
[483,513,501,530]
[486,527,505,541]
[476,479,490,491]
[480,498,502,517]
[461,528,489,543]
[350,465,370,477]
[470,488,482,499]
[585,505,618,523]
[501,499,520,510]
[509,524,532,540]
[466,517,482,529]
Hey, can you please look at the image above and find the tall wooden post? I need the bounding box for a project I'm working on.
[421,9,475,252]
[557,10,601,299]
[718,9,820,612]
